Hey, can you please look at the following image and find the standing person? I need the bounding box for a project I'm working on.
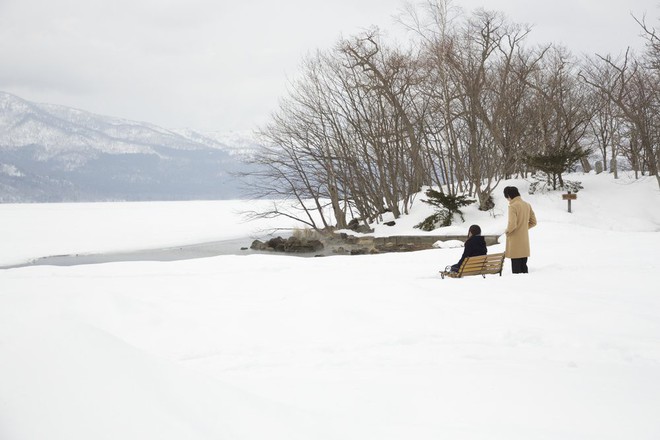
[503,186,537,273]
[449,224,488,273]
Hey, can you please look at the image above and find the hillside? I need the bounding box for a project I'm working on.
[0,92,257,201]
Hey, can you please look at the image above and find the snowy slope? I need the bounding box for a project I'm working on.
[0,91,255,201]
[0,172,659,440]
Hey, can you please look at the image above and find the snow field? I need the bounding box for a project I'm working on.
[1,172,659,439]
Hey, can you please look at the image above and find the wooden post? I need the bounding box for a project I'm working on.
[562,191,577,213]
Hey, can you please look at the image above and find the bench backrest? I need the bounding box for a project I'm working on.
[457,252,505,278]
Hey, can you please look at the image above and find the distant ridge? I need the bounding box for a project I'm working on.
[0,92,258,202]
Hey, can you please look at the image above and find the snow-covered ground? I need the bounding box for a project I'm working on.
[1,172,659,439]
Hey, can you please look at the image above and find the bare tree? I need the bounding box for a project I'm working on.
[582,50,659,184]
[636,13,660,187]
[581,57,625,178]
[524,46,593,189]
[432,7,541,207]
[338,29,427,217]
[246,1,660,231]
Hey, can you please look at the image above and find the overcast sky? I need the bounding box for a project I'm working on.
[0,0,657,133]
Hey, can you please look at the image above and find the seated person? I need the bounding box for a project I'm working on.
[450,224,488,272]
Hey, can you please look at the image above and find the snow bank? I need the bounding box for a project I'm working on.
[1,171,659,439]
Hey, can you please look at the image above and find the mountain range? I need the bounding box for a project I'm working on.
[0,91,259,202]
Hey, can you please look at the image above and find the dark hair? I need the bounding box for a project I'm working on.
[503,186,521,199]
[468,224,481,236]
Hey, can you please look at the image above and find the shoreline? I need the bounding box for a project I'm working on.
[1,234,501,270]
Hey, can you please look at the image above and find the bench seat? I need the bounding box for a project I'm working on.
[440,252,505,279]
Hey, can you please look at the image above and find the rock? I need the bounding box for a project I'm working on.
[285,237,323,253]
[347,218,361,231]
[266,236,287,252]
[250,240,268,251]
[595,161,603,174]
[308,239,324,252]
[254,236,325,253]
[384,221,396,226]
[433,239,464,249]
[347,218,373,234]
[333,246,349,255]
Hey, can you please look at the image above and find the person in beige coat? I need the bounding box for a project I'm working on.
[503,186,537,273]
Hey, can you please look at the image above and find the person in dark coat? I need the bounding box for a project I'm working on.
[450,224,488,272]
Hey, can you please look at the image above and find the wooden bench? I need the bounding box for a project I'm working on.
[440,253,505,279]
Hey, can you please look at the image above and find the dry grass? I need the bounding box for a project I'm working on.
[291,227,324,240]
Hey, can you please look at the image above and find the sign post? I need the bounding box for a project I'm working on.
[562,191,577,213]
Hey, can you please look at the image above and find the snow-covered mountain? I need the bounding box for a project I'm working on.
[0,91,259,202]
